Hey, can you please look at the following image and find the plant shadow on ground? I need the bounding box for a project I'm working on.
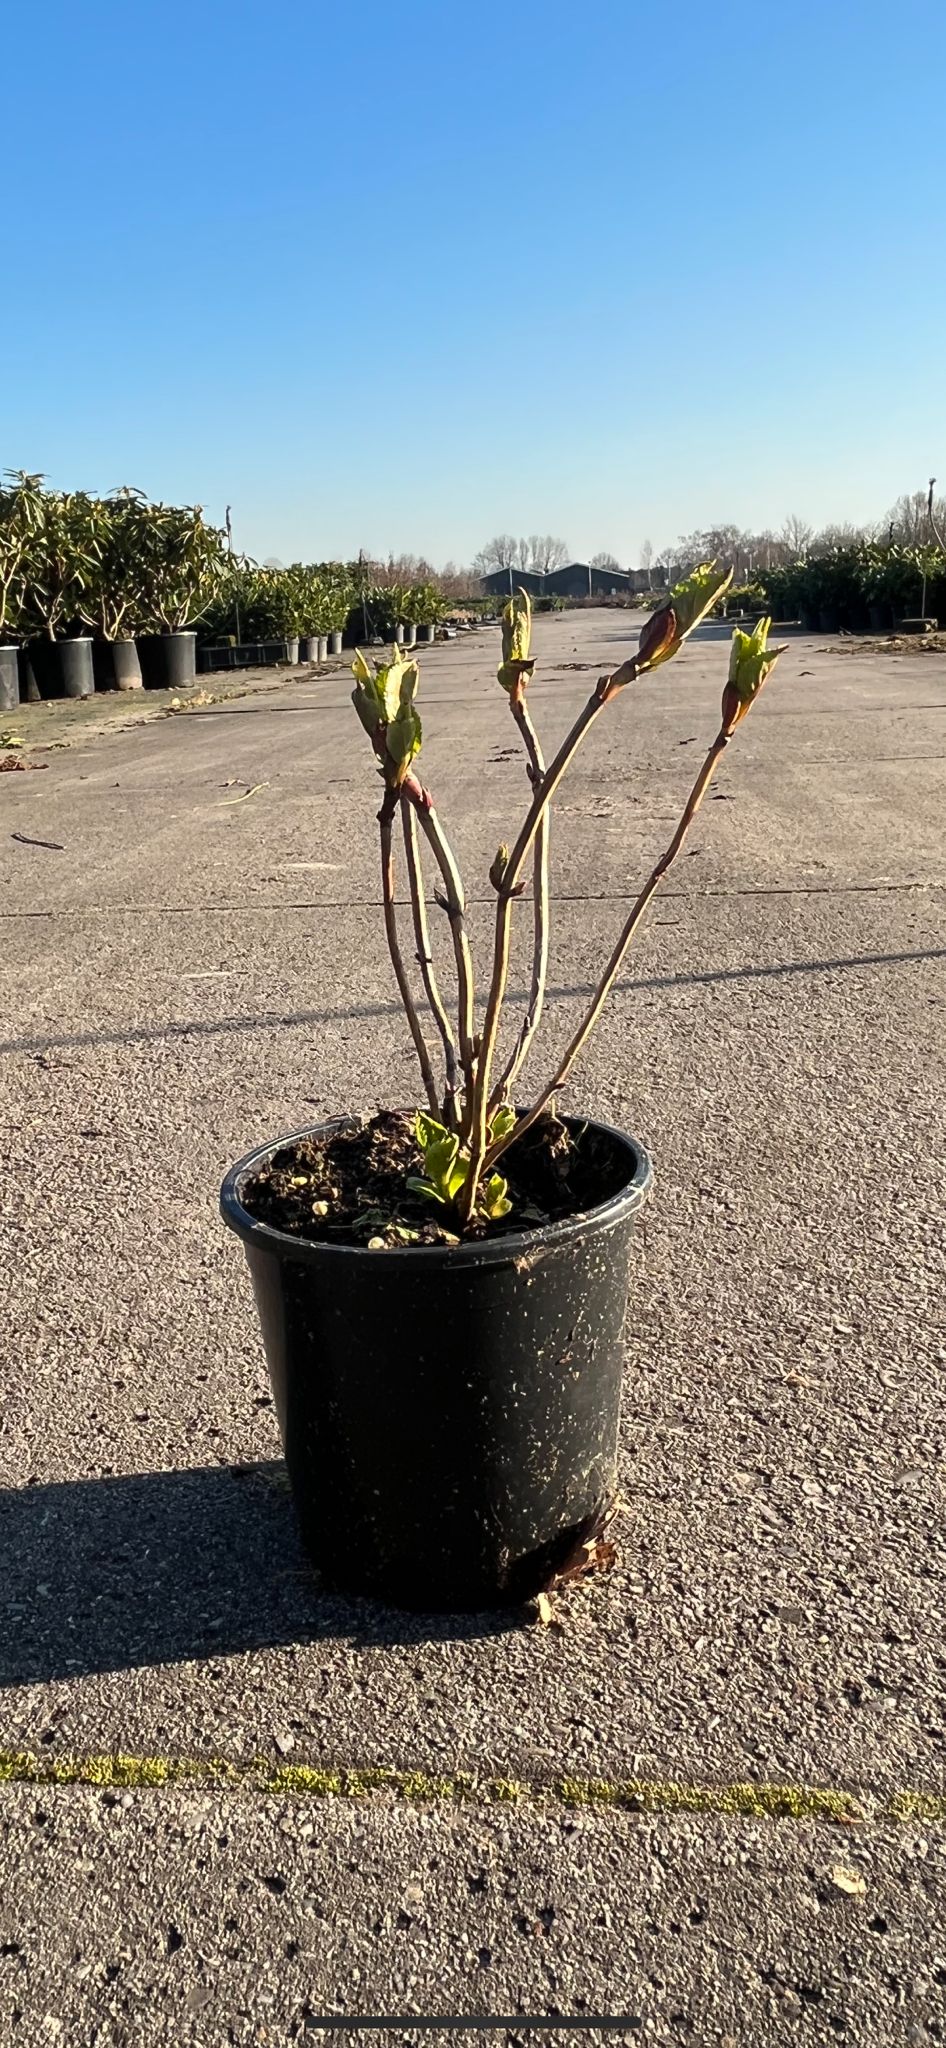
[0,1462,522,1686]
[2,946,943,1062]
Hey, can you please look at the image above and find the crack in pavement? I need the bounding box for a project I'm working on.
[1,880,944,922]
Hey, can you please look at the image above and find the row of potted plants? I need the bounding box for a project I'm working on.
[759,543,946,632]
[0,474,228,708]
[200,568,444,663]
[0,474,458,708]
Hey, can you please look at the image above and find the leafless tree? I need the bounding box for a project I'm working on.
[472,535,529,575]
[810,521,874,553]
[639,538,654,573]
[527,535,569,575]
[780,513,813,559]
[671,525,745,576]
[591,550,622,571]
[884,487,946,547]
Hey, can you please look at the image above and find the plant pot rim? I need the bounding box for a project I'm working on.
[221,1112,653,1268]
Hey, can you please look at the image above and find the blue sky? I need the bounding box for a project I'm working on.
[3,0,945,566]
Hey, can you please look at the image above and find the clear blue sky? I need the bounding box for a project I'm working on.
[4,0,944,566]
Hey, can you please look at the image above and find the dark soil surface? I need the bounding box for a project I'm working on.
[239,1110,631,1248]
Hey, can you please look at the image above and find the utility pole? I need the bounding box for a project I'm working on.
[225,505,241,647]
[921,476,936,622]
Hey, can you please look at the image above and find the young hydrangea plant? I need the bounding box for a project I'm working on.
[351,572,786,1229]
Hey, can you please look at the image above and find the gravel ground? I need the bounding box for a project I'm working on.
[1,611,944,2040]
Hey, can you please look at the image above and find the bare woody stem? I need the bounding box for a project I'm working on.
[400,795,461,1129]
[459,663,636,1223]
[379,811,440,1117]
[490,692,549,1110]
[486,724,732,1171]
[401,780,478,1117]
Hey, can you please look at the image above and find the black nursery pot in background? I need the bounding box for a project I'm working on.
[0,646,18,712]
[137,631,197,690]
[58,637,95,698]
[221,1115,653,1612]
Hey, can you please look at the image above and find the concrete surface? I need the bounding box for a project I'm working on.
[1,611,944,2041]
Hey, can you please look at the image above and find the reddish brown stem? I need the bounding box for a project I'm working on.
[486,725,731,1170]
[459,666,634,1223]
[379,813,440,1116]
[402,784,477,1121]
[400,795,461,1128]
[491,691,549,1109]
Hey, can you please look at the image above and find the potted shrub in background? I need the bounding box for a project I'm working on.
[293,566,323,662]
[221,571,787,1612]
[323,562,352,654]
[385,581,410,646]
[79,487,149,689]
[0,471,40,711]
[17,479,98,699]
[135,500,226,688]
[410,579,441,642]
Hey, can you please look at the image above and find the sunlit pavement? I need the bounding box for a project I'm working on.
[1,612,944,2041]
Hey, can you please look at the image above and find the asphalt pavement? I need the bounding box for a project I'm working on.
[1,611,944,2044]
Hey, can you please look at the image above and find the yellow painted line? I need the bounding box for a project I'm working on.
[0,1751,942,1822]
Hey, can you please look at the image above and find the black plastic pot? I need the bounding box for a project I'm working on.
[417,622,436,643]
[0,646,18,713]
[328,631,343,656]
[59,637,94,699]
[299,636,319,662]
[221,1114,652,1611]
[93,638,143,691]
[111,638,143,690]
[138,631,197,690]
[17,646,41,702]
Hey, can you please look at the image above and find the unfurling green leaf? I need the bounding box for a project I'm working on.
[501,587,532,666]
[488,1104,517,1143]
[634,563,734,677]
[481,1173,512,1220]
[721,616,786,731]
[412,1107,515,1223]
[352,646,423,785]
[413,1111,464,1206]
[498,586,536,694]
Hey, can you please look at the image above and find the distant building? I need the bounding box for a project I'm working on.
[480,561,667,600]
[545,562,632,600]
[480,567,546,598]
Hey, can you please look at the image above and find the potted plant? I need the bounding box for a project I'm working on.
[291,565,329,662]
[221,571,786,1612]
[135,501,226,688]
[323,563,352,654]
[0,470,40,711]
[17,480,98,698]
[78,488,150,689]
[409,580,442,642]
